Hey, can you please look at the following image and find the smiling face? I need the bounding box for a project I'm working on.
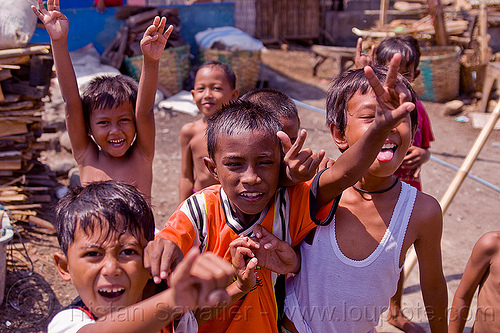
[338,90,413,177]
[55,219,150,318]
[206,130,281,226]
[191,67,238,118]
[88,102,136,158]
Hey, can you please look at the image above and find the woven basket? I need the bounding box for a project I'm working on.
[125,44,191,95]
[199,48,261,94]
[412,46,462,102]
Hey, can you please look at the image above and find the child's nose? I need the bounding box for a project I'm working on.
[203,88,213,98]
[101,256,121,276]
[241,166,261,185]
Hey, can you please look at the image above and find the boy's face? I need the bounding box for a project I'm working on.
[191,67,238,119]
[88,102,136,158]
[205,130,281,226]
[398,62,420,82]
[280,116,300,144]
[54,220,150,318]
[336,90,412,177]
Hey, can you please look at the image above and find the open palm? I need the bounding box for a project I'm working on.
[141,16,173,61]
[31,0,69,42]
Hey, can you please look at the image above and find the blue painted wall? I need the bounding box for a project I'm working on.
[30,2,235,55]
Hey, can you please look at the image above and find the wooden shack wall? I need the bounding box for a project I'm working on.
[254,0,320,41]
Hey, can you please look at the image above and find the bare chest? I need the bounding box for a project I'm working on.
[80,152,152,197]
[334,196,416,264]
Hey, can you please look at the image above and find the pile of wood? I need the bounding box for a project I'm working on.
[101,7,185,69]
[0,44,59,229]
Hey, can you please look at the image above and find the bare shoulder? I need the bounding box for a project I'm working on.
[180,119,204,138]
[474,231,500,257]
[412,191,442,225]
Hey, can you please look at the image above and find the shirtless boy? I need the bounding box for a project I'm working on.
[178,61,238,202]
[449,231,500,333]
[32,0,172,198]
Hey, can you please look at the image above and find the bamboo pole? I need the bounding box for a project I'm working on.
[404,100,500,277]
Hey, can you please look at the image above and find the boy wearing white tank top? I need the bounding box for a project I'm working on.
[281,63,448,333]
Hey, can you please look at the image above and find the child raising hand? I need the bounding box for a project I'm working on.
[32,0,173,198]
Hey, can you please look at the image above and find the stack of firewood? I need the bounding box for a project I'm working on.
[0,44,59,229]
[102,7,185,69]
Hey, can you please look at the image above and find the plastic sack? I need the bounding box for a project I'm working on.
[195,26,264,52]
[0,0,38,49]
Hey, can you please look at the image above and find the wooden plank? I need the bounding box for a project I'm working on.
[1,79,49,99]
[3,203,42,210]
[0,193,26,201]
[0,159,22,170]
[0,121,28,136]
[28,216,56,231]
[0,94,21,104]
[0,55,30,65]
[0,101,35,111]
[0,45,50,59]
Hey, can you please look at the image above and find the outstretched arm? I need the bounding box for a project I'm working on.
[449,232,499,333]
[135,16,173,159]
[76,248,233,333]
[32,0,90,161]
[316,54,415,208]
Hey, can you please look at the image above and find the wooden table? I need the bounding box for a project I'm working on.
[311,45,356,76]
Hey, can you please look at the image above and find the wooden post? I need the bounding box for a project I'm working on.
[379,0,390,28]
[427,0,449,45]
[479,3,489,63]
[404,100,500,276]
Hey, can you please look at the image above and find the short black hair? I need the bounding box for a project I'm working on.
[206,99,282,161]
[81,75,138,131]
[326,66,418,137]
[55,181,155,255]
[240,88,300,127]
[375,35,421,70]
[197,60,237,90]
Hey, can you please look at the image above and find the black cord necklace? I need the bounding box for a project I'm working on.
[352,178,399,194]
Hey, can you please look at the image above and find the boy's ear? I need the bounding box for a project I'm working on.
[231,89,239,101]
[413,68,421,80]
[330,123,349,150]
[54,252,72,282]
[204,157,219,181]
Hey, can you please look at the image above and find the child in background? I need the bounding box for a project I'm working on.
[145,55,415,333]
[282,65,447,333]
[449,231,500,333]
[49,181,234,333]
[241,88,334,171]
[357,35,435,332]
[32,0,171,198]
[179,61,239,202]
[241,88,300,144]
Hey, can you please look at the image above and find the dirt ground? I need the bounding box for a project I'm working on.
[1,46,499,332]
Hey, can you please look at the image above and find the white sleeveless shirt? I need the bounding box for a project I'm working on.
[284,182,417,333]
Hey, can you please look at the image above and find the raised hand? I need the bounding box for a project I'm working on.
[31,0,69,42]
[169,248,233,310]
[355,37,375,69]
[364,53,415,132]
[278,129,326,184]
[140,16,173,62]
